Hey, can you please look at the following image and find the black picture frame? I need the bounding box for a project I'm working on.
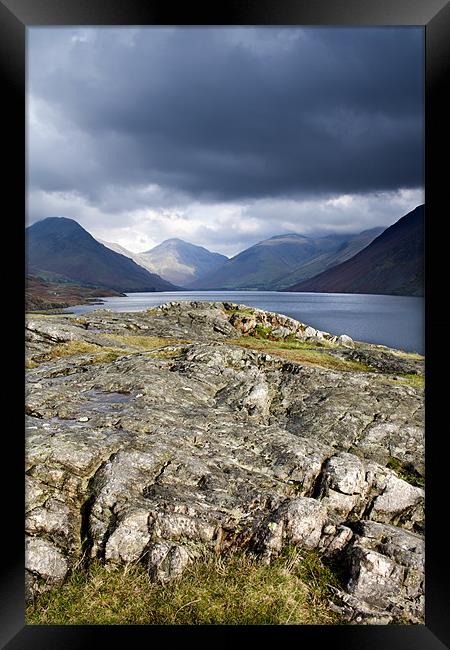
[3,0,449,647]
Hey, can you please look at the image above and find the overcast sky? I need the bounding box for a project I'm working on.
[27,27,424,256]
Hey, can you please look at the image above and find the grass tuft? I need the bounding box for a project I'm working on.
[26,547,344,625]
[31,341,126,365]
[253,324,273,339]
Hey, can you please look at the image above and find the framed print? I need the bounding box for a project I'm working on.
[2,0,449,647]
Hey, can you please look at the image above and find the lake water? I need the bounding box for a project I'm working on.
[66,291,424,354]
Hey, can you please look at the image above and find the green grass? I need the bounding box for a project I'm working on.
[391,350,424,361]
[27,309,71,315]
[227,337,373,373]
[253,324,273,339]
[26,547,344,625]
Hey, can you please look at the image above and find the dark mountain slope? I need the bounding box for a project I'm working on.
[284,205,424,297]
[26,217,178,292]
[272,227,384,289]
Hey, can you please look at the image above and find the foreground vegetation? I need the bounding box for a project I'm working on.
[27,547,345,625]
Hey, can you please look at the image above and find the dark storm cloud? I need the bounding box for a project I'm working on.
[28,27,423,203]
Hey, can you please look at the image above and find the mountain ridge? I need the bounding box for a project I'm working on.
[284,205,424,296]
[188,229,385,291]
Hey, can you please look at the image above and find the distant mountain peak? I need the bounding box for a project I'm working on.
[267,233,310,240]
[131,238,228,286]
[143,237,224,255]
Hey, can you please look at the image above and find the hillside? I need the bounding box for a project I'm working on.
[26,217,178,293]
[96,239,156,275]
[272,227,384,289]
[285,206,424,297]
[25,274,123,311]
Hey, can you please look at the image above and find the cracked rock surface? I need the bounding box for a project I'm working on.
[25,301,424,623]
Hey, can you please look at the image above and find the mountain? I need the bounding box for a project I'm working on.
[97,239,157,274]
[188,232,374,291]
[137,238,228,286]
[284,205,424,296]
[26,217,179,292]
[272,227,385,289]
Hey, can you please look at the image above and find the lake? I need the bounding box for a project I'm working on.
[65,291,424,354]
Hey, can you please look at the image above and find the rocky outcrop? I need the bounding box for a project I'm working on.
[25,302,424,623]
[223,302,354,346]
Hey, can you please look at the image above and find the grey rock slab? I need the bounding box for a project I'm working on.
[369,474,424,530]
[321,452,366,495]
[328,348,423,375]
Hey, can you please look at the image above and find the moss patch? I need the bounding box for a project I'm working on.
[386,457,424,488]
[26,547,344,625]
[25,359,38,369]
